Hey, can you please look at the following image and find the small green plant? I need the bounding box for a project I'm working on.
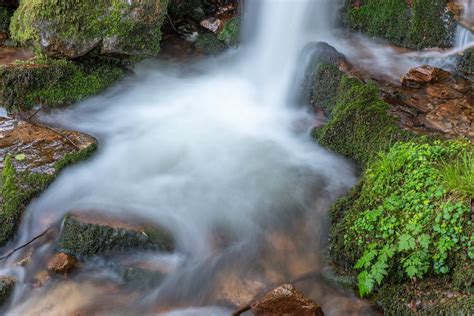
[344,140,472,296]
[438,150,474,198]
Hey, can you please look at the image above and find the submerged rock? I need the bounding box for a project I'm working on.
[251,284,324,316]
[10,0,169,58]
[58,213,174,257]
[0,116,97,246]
[47,252,77,275]
[0,276,15,306]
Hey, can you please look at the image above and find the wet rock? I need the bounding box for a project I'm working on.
[34,271,51,287]
[200,17,224,33]
[58,213,174,258]
[401,65,452,88]
[10,0,168,58]
[0,116,97,246]
[0,47,34,66]
[251,284,324,316]
[457,47,473,81]
[47,252,77,274]
[301,42,350,116]
[0,276,15,306]
[213,271,266,307]
[0,57,125,113]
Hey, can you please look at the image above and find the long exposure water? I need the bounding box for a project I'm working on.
[0,0,376,315]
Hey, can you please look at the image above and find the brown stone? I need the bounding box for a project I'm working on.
[251,284,324,316]
[47,252,77,274]
[200,18,224,33]
[401,66,452,88]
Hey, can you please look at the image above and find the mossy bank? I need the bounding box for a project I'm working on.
[344,0,455,49]
[310,56,473,313]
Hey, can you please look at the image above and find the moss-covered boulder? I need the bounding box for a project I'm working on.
[313,76,410,166]
[10,0,169,58]
[344,0,455,49]
[0,276,15,306]
[0,116,97,246]
[0,57,125,113]
[58,213,175,257]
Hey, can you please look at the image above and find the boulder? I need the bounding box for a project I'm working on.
[251,284,324,316]
[0,276,15,306]
[0,57,125,113]
[0,116,97,246]
[47,252,77,274]
[10,0,169,59]
[58,213,174,257]
[401,65,452,88]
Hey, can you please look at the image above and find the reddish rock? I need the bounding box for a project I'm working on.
[251,284,324,316]
[200,17,224,33]
[47,252,77,274]
[401,66,452,88]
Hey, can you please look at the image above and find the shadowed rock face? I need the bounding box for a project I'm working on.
[251,284,324,316]
[0,276,15,306]
[58,213,175,258]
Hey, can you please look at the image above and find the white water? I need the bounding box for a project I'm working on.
[2,0,365,315]
[455,0,474,49]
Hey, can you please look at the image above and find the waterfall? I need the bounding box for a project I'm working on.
[455,0,474,49]
[4,1,363,315]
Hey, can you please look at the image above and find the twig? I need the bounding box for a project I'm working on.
[0,227,52,261]
[166,13,179,33]
[28,120,81,151]
[27,105,43,121]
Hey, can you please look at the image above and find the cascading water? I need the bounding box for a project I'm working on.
[0,1,380,315]
[455,0,474,49]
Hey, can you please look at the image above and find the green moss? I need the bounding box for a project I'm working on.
[0,57,125,113]
[217,17,240,46]
[58,215,175,257]
[345,0,454,49]
[458,48,474,81]
[310,63,344,115]
[0,144,97,246]
[0,6,11,34]
[195,32,226,55]
[10,0,168,57]
[314,76,409,166]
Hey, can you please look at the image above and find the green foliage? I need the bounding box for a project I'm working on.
[0,6,11,34]
[339,140,473,296]
[438,149,474,198]
[217,17,240,46]
[314,76,409,166]
[346,0,454,49]
[0,57,125,113]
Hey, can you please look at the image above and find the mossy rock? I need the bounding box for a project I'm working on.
[217,17,240,46]
[0,116,98,246]
[195,32,226,55]
[299,42,347,114]
[58,214,175,258]
[0,276,15,306]
[10,0,169,58]
[0,6,11,35]
[313,76,410,167]
[344,0,455,49]
[0,57,125,113]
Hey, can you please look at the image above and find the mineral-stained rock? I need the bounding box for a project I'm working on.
[251,284,324,316]
[58,213,175,257]
[0,116,97,246]
[0,276,15,306]
[401,65,452,88]
[47,252,77,274]
[10,0,169,59]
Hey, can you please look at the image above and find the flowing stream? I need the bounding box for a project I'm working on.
[0,0,377,315]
